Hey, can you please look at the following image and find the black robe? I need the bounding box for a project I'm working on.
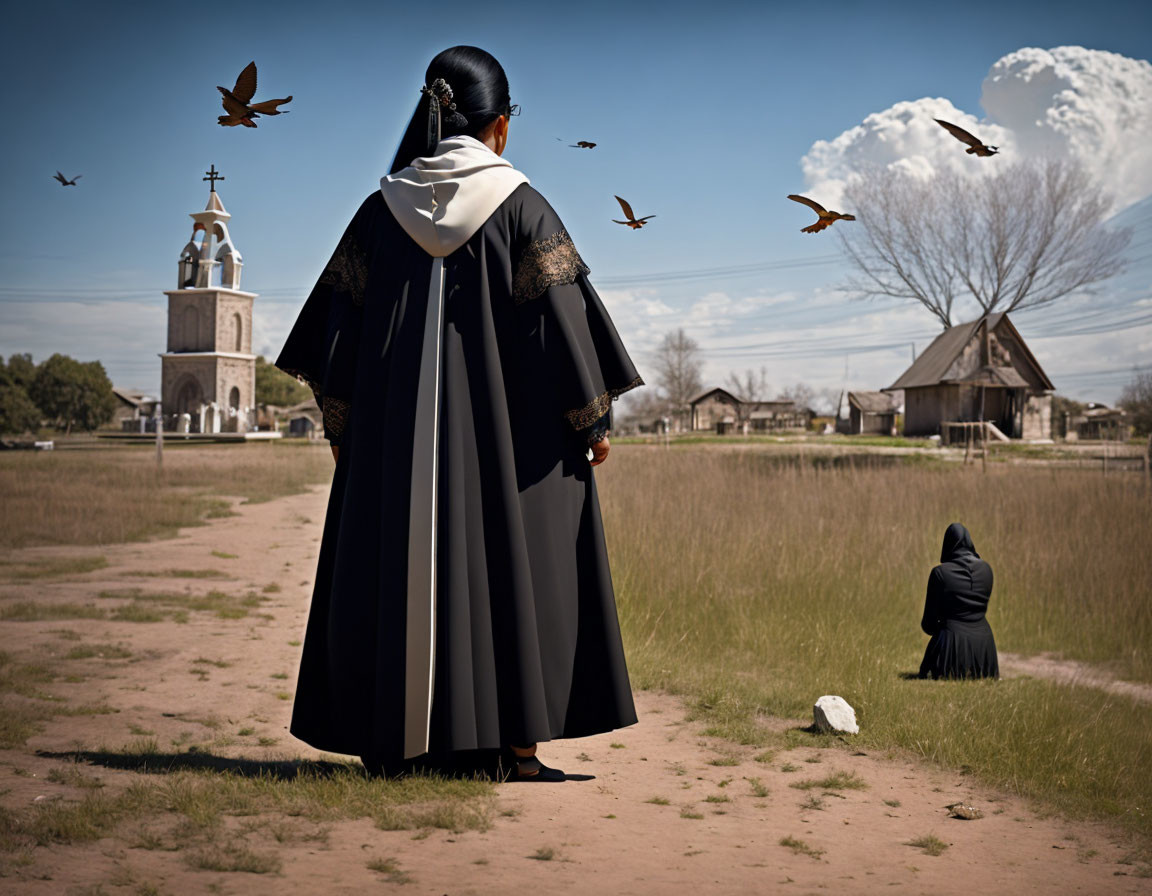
[276,183,643,762]
[919,523,999,680]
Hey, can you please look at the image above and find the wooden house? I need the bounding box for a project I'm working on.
[847,391,899,435]
[885,314,1053,439]
[689,387,739,431]
[688,387,806,433]
[112,388,159,432]
[1067,404,1129,441]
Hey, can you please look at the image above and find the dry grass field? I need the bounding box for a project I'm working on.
[596,446,1152,838]
[0,440,1149,890]
[0,443,334,548]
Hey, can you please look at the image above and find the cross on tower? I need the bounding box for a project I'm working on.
[203,165,225,192]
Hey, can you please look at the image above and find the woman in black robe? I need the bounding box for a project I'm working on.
[275,47,644,780]
[918,523,999,680]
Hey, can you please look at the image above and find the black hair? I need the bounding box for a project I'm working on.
[389,46,512,174]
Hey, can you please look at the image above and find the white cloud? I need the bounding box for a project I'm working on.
[801,99,1013,209]
[801,46,1152,210]
[981,47,1152,203]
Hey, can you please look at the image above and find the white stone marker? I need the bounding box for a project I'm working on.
[813,695,859,734]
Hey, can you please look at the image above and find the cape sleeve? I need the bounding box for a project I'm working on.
[920,567,944,635]
[274,198,372,446]
[512,193,644,446]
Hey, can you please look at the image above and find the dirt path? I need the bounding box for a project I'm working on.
[0,488,1146,894]
[1000,653,1152,705]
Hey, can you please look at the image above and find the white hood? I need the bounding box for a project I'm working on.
[380,135,529,258]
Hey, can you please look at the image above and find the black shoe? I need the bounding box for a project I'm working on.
[505,752,566,782]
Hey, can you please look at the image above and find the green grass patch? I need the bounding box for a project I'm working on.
[0,753,495,856]
[210,551,238,560]
[780,835,825,859]
[124,569,233,580]
[528,847,555,861]
[109,604,178,623]
[65,644,133,660]
[907,834,949,856]
[645,796,670,805]
[95,587,264,621]
[0,555,107,580]
[789,771,868,792]
[184,841,281,873]
[0,602,106,621]
[366,856,411,882]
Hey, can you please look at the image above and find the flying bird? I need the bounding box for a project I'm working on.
[217,62,292,128]
[53,171,81,186]
[570,141,597,149]
[934,119,999,157]
[612,195,656,229]
[787,194,855,234]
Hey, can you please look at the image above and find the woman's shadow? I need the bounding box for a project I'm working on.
[35,747,593,782]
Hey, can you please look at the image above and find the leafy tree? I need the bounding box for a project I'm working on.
[1118,371,1152,437]
[255,355,313,407]
[0,384,41,435]
[28,354,117,435]
[1051,395,1087,439]
[4,353,36,387]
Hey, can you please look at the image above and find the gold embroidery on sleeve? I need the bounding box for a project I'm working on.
[513,230,591,305]
[563,376,644,430]
[322,396,351,439]
[318,233,369,306]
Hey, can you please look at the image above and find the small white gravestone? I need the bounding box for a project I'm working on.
[813,695,859,735]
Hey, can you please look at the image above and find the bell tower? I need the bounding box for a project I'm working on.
[160,166,257,434]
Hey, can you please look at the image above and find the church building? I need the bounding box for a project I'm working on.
[160,168,257,433]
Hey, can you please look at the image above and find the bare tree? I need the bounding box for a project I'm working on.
[1119,370,1152,437]
[615,388,672,433]
[841,159,1131,327]
[780,382,816,411]
[724,366,773,402]
[652,328,704,430]
[723,366,772,432]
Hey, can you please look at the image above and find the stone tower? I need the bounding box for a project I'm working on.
[160,171,257,434]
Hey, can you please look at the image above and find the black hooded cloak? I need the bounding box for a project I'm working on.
[918,523,999,680]
[275,145,643,763]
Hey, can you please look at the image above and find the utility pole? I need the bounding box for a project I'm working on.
[155,402,164,470]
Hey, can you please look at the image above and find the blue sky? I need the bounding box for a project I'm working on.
[1,0,1149,405]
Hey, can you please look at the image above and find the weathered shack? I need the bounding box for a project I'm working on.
[112,388,159,432]
[689,387,807,433]
[847,391,899,435]
[1067,404,1130,441]
[885,314,1053,439]
[689,387,740,432]
[283,398,323,439]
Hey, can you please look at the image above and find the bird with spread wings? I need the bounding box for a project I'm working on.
[53,171,81,186]
[786,195,856,234]
[934,119,999,157]
[612,195,656,229]
[217,62,293,128]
